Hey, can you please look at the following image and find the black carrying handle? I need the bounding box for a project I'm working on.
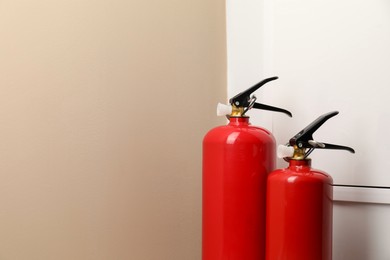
[229,76,292,117]
[253,102,292,117]
[289,111,355,153]
[315,142,355,153]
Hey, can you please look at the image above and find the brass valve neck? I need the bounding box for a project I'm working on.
[230,105,246,117]
[291,145,307,160]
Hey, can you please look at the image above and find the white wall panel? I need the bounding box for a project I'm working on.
[268,0,390,186]
[227,0,390,186]
[334,202,390,259]
[227,1,390,259]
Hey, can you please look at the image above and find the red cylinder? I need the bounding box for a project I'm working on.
[202,117,276,260]
[265,159,333,260]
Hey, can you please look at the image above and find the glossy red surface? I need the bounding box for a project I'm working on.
[266,159,333,260]
[202,117,275,260]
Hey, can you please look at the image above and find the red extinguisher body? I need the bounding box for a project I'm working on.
[202,117,276,260]
[265,159,333,260]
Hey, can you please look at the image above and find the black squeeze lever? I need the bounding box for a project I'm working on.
[289,111,355,153]
[229,76,292,117]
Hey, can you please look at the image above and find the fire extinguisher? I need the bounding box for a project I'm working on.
[202,76,292,260]
[265,111,355,260]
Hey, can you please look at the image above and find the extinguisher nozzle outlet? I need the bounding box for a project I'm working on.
[217,103,233,116]
[277,145,295,158]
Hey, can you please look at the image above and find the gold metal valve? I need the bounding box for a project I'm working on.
[230,105,246,117]
[291,145,307,160]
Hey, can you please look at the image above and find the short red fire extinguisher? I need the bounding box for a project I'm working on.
[202,76,292,260]
[266,111,355,260]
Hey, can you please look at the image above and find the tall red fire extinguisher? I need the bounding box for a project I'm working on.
[202,76,292,260]
[266,111,355,260]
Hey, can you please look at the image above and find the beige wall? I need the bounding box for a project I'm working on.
[0,1,226,259]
